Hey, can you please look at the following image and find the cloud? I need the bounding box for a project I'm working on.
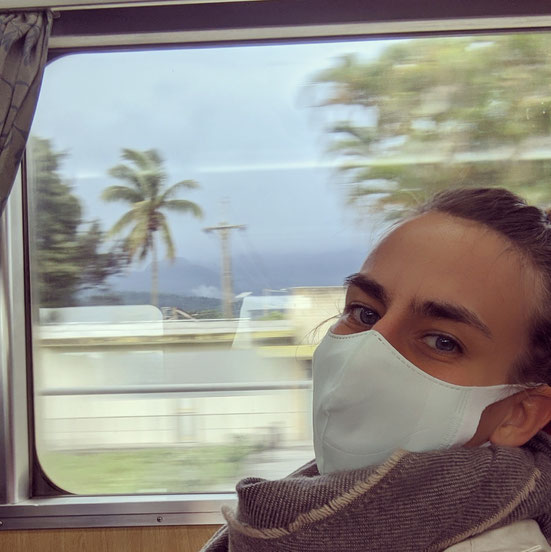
[191,285,221,299]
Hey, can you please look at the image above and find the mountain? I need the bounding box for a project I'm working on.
[109,257,220,296]
[107,248,365,298]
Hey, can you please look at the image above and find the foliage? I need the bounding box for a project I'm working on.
[258,310,286,321]
[31,137,126,307]
[102,149,203,306]
[39,444,255,494]
[312,34,551,215]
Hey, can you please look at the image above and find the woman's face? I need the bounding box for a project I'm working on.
[332,212,541,442]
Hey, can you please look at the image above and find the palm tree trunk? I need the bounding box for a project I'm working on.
[151,235,159,308]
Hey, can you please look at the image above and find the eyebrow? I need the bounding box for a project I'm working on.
[344,273,390,306]
[414,300,493,339]
[344,273,493,339]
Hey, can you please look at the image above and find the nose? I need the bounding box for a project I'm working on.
[331,306,406,353]
[371,317,400,346]
[369,309,411,360]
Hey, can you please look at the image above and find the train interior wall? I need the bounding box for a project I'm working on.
[0,525,221,551]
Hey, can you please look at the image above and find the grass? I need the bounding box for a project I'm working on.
[38,443,256,494]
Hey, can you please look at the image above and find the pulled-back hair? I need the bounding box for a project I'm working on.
[416,187,551,385]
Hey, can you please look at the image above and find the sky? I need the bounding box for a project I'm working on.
[30,38,397,270]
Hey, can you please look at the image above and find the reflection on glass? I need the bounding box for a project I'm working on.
[28,32,551,493]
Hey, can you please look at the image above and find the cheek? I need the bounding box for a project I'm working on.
[330,319,352,335]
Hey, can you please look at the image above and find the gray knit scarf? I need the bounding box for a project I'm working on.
[200,433,551,551]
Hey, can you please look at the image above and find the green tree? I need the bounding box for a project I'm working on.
[31,137,126,307]
[78,220,129,292]
[102,149,203,306]
[312,34,551,215]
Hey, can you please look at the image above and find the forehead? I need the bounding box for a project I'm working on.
[361,212,539,333]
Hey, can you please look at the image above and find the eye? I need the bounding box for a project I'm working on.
[422,334,463,354]
[347,304,381,327]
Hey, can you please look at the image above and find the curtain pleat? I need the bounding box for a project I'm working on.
[0,11,52,213]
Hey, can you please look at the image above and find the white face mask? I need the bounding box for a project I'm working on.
[312,330,524,474]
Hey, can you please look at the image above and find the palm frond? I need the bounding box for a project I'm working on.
[101,185,144,204]
[142,170,165,200]
[173,179,199,189]
[163,199,203,218]
[146,149,164,166]
[108,209,139,237]
[160,180,199,201]
[125,220,150,259]
[122,149,165,177]
[121,149,153,170]
[159,216,175,260]
[108,165,142,188]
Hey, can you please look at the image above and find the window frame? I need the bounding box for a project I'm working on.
[2,0,551,530]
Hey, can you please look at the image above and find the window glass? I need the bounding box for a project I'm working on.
[28,33,551,493]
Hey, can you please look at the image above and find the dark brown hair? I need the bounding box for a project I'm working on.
[416,187,551,385]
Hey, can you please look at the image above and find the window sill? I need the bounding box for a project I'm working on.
[0,494,234,529]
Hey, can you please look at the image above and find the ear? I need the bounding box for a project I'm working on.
[490,385,551,447]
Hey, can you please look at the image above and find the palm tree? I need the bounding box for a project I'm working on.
[102,148,203,306]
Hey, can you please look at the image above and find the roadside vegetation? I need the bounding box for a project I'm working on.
[39,443,257,494]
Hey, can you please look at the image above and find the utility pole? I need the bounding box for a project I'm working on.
[204,222,246,318]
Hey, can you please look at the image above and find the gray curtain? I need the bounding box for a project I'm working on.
[0,11,52,213]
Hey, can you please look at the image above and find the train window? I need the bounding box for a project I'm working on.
[26,31,551,495]
[27,43,373,494]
